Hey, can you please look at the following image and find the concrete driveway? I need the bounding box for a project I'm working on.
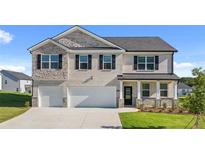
[0,108,137,129]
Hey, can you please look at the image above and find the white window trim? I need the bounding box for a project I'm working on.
[142,83,150,97]
[79,55,88,70]
[102,55,112,70]
[137,56,155,71]
[160,83,168,97]
[41,54,59,70]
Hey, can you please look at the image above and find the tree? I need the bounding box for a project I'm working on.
[181,67,205,128]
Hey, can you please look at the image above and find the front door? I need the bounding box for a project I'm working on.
[124,86,132,106]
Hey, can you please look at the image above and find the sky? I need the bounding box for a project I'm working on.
[0,25,205,77]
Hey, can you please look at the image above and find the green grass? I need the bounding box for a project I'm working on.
[0,107,29,123]
[0,91,32,123]
[119,112,205,129]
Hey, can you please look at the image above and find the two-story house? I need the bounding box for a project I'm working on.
[28,26,179,108]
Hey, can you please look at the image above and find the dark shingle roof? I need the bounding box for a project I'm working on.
[118,73,179,80]
[103,37,177,52]
[0,70,31,81]
[178,82,192,89]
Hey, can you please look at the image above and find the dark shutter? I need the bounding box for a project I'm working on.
[99,55,103,69]
[134,56,138,70]
[88,55,92,69]
[112,55,116,69]
[75,55,79,69]
[37,54,41,69]
[59,54,62,69]
[155,56,159,70]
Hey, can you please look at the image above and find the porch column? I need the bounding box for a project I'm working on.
[137,80,141,100]
[156,80,161,108]
[118,80,124,108]
[156,81,160,100]
[174,81,178,100]
[120,80,123,99]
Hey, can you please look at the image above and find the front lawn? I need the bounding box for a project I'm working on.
[119,112,205,129]
[0,107,29,123]
[0,91,31,123]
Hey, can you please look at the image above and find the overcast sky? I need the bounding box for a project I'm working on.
[0,25,205,77]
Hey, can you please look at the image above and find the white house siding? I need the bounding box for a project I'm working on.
[1,74,19,91]
[123,52,173,74]
[0,74,2,90]
[67,53,123,89]
[20,80,32,93]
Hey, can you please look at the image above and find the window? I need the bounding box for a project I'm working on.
[147,56,154,70]
[142,83,150,97]
[137,56,155,71]
[160,83,168,97]
[41,54,59,69]
[42,55,50,69]
[51,55,59,69]
[5,80,7,84]
[103,55,112,69]
[79,55,88,69]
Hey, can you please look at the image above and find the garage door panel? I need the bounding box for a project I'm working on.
[68,87,116,108]
[39,86,63,107]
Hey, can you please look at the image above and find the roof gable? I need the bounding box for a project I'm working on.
[0,70,31,81]
[53,26,123,50]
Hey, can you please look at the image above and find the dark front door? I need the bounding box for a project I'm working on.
[124,86,132,106]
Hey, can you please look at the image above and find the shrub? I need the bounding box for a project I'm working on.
[24,101,30,107]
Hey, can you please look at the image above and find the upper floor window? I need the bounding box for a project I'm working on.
[79,55,88,69]
[134,56,159,71]
[142,83,150,97]
[103,55,112,69]
[51,55,59,69]
[5,80,7,84]
[138,56,155,71]
[42,55,50,69]
[160,83,168,97]
[41,54,59,69]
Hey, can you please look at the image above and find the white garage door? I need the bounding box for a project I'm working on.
[39,86,63,107]
[68,87,116,108]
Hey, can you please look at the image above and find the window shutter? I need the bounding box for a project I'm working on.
[134,56,138,70]
[155,56,159,70]
[59,54,62,69]
[99,55,103,69]
[37,54,41,69]
[88,55,92,69]
[75,55,79,69]
[112,55,116,69]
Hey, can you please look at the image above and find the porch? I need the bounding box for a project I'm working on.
[117,73,179,108]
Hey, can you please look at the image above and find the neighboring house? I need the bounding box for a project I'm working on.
[0,70,32,93]
[28,26,179,108]
[178,82,192,97]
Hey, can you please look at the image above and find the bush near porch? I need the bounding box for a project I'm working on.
[0,91,31,123]
[119,112,205,129]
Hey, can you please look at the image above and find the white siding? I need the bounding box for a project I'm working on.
[20,80,32,93]
[0,74,2,90]
[123,52,173,73]
[1,74,20,91]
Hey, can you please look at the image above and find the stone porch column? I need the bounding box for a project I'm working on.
[136,80,142,108]
[156,80,161,107]
[118,80,124,108]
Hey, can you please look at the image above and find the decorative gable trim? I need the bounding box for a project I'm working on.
[53,26,125,51]
[28,38,71,52]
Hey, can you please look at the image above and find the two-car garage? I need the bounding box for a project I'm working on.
[38,86,116,108]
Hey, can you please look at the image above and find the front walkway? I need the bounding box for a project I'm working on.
[0,107,137,129]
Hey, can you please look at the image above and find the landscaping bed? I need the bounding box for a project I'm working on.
[119,112,205,129]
